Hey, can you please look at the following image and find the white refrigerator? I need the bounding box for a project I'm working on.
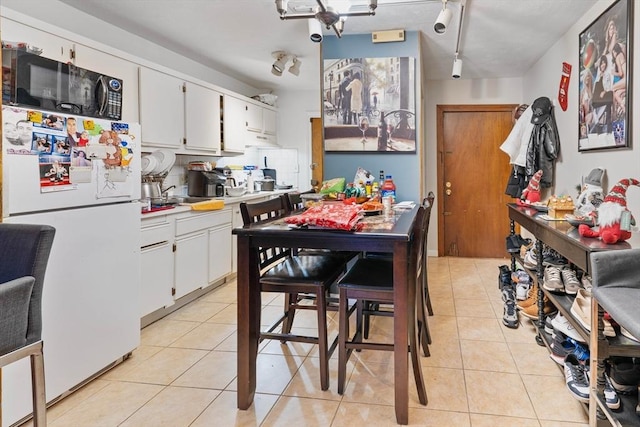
[2,106,141,426]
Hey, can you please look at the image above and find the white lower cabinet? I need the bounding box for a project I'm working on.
[174,230,209,299]
[140,216,175,317]
[209,224,232,283]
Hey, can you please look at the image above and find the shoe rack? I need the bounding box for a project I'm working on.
[507,203,640,426]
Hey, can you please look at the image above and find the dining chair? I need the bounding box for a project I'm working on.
[0,223,56,427]
[418,192,435,350]
[239,196,350,390]
[284,189,316,212]
[336,206,429,404]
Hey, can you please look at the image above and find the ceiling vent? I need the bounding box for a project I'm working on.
[372,29,405,43]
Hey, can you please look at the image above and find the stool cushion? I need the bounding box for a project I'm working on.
[339,258,393,290]
[261,254,346,285]
[0,276,36,355]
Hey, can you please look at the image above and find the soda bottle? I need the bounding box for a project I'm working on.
[380,175,396,202]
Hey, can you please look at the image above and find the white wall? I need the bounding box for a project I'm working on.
[274,89,322,190]
[423,77,524,254]
[523,0,640,220]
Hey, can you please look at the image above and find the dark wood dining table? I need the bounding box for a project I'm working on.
[233,205,421,425]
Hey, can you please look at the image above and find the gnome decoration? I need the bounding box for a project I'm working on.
[517,170,543,206]
[578,178,640,244]
[575,167,605,217]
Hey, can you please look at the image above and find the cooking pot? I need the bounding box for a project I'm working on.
[255,178,275,192]
[141,181,175,201]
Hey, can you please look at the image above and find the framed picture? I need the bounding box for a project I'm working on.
[578,0,633,151]
[322,56,416,153]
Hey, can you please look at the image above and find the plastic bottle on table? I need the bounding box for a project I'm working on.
[380,175,396,203]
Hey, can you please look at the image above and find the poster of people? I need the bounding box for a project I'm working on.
[578,0,631,151]
[323,56,416,153]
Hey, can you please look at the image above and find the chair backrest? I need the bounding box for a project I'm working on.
[239,197,291,271]
[285,189,315,212]
[0,224,55,346]
[418,193,434,281]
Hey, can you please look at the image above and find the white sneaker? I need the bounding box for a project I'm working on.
[515,282,531,301]
[551,312,586,343]
[523,249,538,270]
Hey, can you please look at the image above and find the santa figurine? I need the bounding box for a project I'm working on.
[578,178,640,244]
[517,170,543,206]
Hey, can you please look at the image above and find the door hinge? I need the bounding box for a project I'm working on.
[172,243,177,252]
[171,287,176,296]
[182,138,187,145]
[182,84,186,93]
[69,48,76,60]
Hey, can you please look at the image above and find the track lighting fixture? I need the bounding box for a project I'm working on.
[434,0,452,34]
[276,0,377,38]
[288,56,301,76]
[308,18,323,43]
[452,54,462,79]
[270,51,302,77]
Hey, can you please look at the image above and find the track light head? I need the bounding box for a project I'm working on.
[452,56,462,79]
[288,57,301,76]
[308,18,323,43]
[434,1,452,34]
[271,51,288,76]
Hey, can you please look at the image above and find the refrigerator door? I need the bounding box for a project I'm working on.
[1,202,140,426]
[2,106,141,215]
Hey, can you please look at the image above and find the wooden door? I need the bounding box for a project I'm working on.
[437,105,516,258]
[310,117,324,191]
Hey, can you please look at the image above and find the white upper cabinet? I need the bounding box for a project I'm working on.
[222,95,247,154]
[246,102,263,132]
[139,67,185,149]
[263,108,277,135]
[139,67,222,154]
[1,18,70,63]
[184,82,221,153]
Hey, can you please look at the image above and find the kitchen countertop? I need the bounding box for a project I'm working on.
[140,189,295,219]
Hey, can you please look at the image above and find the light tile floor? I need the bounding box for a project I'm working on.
[23,257,589,426]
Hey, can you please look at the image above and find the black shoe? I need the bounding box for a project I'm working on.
[506,235,520,253]
[608,357,640,394]
[498,265,512,289]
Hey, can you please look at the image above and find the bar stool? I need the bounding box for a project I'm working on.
[336,206,429,404]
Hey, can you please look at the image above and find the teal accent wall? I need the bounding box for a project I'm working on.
[322,32,420,202]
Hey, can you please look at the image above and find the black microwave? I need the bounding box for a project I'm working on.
[2,49,123,120]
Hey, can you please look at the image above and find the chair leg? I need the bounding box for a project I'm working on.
[410,311,428,406]
[281,292,297,336]
[417,286,431,356]
[425,280,434,317]
[337,288,349,395]
[30,343,47,427]
[316,288,330,391]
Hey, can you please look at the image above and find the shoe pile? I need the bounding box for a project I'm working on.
[498,265,518,329]
[523,248,539,270]
[542,248,568,268]
[551,312,587,343]
[549,330,589,365]
[518,287,557,320]
[608,356,640,395]
[542,265,581,295]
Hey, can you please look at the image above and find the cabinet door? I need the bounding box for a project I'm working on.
[263,108,277,135]
[184,82,221,154]
[230,204,243,273]
[74,45,140,123]
[222,95,247,153]
[174,231,208,299]
[246,102,263,132]
[140,242,174,317]
[1,18,70,63]
[139,67,184,149]
[208,224,232,284]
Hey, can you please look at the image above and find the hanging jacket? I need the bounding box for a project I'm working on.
[525,115,560,188]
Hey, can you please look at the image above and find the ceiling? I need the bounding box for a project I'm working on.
[54,0,599,92]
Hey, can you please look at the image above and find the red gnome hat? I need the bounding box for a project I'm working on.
[578,178,640,244]
[518,170,543,205]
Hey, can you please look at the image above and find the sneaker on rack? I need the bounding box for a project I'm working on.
[580,273,593,293]
[506,235,521,253]
[604,372,621,410]
[565,337,590,362]
[561,268,581,295]
[602,312,617,338]
[523,249,538,270]
[544,314,556,334]
[511,269,531,285]
[515,282,531,301]
[517,284,539,310]
[543,266,565,293]
[564,354,590,403]
[542,249,569,267]
[551,312,587,343]
[608,356,640,394]
[569,290,591,331]
[520,297,557,320]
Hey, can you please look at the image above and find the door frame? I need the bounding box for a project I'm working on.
[436,104,517,256]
